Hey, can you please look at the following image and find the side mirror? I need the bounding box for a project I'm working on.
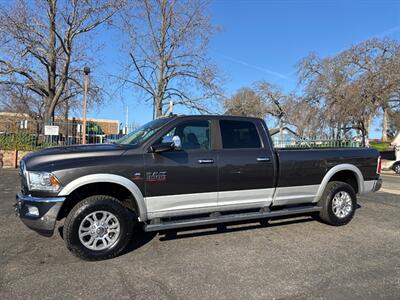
[150,135,182,153]
[171,135,182,150]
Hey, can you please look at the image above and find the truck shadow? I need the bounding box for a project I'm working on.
[158,216,315,241]
[122,215,318,255]
[123,227,158,254]
[157,204,363,242]
[59,207,363,257]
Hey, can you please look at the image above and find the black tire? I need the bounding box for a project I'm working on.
[63,195,135,261]
[317,181,357,226]
[393,162,400,175]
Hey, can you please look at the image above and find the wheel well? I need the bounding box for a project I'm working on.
[328,170,359,193]
[57,182,138,220]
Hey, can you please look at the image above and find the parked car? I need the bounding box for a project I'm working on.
[15,115,382,260]
[392,147,400,174]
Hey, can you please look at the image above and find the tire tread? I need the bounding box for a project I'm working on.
[63,195,134,261]
[318,181,356,226]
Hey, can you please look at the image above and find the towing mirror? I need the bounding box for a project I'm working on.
[151,135,182,153]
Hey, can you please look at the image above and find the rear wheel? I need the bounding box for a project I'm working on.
[317,181,357,226]
[63,195,135,260]
[393,162,400,175]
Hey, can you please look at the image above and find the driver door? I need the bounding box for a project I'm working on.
[144,119,218,218]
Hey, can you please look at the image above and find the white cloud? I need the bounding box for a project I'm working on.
[376,25,400,38]
[215,52,292,80]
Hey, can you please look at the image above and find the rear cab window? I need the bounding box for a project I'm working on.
[219,120,262,149]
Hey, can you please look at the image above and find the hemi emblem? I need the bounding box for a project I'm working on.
[146,172,167,182]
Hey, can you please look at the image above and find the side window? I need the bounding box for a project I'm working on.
[160,120,211,150]
[219,120,262,149]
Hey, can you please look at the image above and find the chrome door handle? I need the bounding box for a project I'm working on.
[257,157,270,162]
[198,159,214,164]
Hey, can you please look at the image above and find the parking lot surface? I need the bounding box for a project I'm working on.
[0,169,399,299]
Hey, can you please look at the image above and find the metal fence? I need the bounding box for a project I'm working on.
[272,138,361,149]
[0,120,138,151]
[0,119,362,151]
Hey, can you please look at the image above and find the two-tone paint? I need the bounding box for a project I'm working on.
[17,115,381,235]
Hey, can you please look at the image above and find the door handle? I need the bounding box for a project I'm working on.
[198,159,214,164]
[257,157,270,162]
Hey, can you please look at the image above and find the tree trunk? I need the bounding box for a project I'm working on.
[154,96,163,118]
[43,96,57,126]
[382,106,388,142]
[64,99,69,144]
[361,127,366,147]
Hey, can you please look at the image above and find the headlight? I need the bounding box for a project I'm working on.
[27,172,61,192]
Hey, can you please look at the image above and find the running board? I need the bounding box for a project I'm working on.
[144,205,322,232]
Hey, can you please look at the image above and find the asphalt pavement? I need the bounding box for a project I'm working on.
[0,169,399,299]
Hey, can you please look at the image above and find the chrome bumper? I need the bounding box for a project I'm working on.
[15,193,65,237]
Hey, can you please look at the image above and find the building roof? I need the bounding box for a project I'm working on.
[269,126,299,137]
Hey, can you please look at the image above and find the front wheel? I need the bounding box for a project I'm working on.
[316,181,357,226]
[63,195,135,260]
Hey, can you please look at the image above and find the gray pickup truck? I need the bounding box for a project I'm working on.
[15,115,382,260]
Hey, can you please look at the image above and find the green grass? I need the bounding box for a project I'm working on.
[370,141,391,151]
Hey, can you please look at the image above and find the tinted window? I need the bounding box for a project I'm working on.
[220,120,261,149]
[115,118,169,145]
[161,120,211,150]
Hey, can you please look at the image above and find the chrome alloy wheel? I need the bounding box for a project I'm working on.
[332,191,353,218]
[78,211,120,251]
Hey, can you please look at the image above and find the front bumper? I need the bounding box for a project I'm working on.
[15,193,65,237]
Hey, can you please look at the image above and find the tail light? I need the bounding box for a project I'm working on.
[376,156,382,175]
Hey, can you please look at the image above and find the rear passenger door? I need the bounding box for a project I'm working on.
[217,119,275,208]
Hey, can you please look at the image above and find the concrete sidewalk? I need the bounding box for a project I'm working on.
[379,174,400,195]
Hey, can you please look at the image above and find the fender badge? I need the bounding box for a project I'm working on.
[146,171,167,182]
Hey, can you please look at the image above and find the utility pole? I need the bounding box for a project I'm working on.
[169,100,173,115]
[82,66,90,144]
[125,104,129,134]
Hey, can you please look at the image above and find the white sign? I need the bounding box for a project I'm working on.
[44,125,59,136]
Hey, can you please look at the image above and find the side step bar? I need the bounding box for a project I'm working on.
[144,205,322,232]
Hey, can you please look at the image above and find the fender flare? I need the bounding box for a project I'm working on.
[314,164,364,202]
[58,174,147,221]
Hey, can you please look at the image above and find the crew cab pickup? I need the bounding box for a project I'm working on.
[16,115,382,260]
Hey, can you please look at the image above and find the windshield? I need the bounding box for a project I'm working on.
[115,118,170,145]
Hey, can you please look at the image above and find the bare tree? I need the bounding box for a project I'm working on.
[298,52,371,144]
[341,38,400,142]
[298,38,400,145]
[124,0,222,118]
[284,97,325,138]
[0,0,124,127]
[255,81,290,128]
[223,87,266,118]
